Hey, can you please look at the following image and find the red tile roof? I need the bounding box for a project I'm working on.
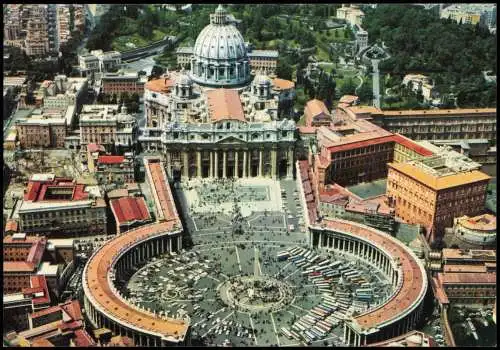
[339,95,359,105]
[24,178,89,202]
[31,339,55,347]
[5,219,18,232]
[439,272,496,285]
[145,77,176,94]
[31,300,83,322]
[272,78,295,90]
[23,275,51,305]
[111,197,151,225]
[98,155,125,164]
[298,126,318,134]
[392,134,434,156]
[304,99,331,127]
[26,238,47,265]
[73,329,96,347]
[207,89,246,123]
[327,134,395,153]
[3,261,36,273]
[110,335,135,347]
[147,160,180,222]
[87,143,105,153]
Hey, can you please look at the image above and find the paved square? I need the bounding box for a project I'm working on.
[179,178,283,217]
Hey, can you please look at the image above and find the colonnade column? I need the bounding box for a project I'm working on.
[223,151,227,178]
[243,151,247,177]
[271,149,277,179]
[182,152,189,178]
[210,152,214,177]
[196,151,202,178]
[225,65,229,80]
[214,151,219,178]
[235,151,239,178]
[235,63,239,79]
[258,150,263,177]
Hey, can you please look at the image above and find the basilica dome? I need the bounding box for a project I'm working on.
[189,5,251,88]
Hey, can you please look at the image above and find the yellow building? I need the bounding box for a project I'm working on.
[387,159,490,243]
[392,134,434,163]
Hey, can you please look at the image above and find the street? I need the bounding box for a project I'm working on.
[123,55,157,76]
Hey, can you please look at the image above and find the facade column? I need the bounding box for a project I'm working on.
[210,152,214,177]
[182,152,189,178]
[214,151,219,178]
[271,149,277,179]
[235,63,239,78]
[258,150,263,177]
[243,151,247,177]
[318,232,322,248]
[204,64,208,80]
[178,236,182,250]
[223,151,227,178]
[196,151,202,177]
[235,151,239,178]
[225,65,229,80]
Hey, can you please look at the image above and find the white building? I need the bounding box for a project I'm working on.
[453,214,496,246]
[402,74,436,103]
[336,4,365,27]
[79,50,122,75]
[79,105,138,150]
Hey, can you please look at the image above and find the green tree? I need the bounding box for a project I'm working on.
[150,65,165,79]
[357,83,373,104]
[276,60,293,81]
[339,78,357,96]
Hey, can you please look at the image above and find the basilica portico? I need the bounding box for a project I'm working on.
[166,144,294,180]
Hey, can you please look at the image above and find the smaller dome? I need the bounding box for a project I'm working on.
[253,74,271,86]
[177,70,193,86]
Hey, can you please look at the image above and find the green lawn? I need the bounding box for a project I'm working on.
[112,29,167,52]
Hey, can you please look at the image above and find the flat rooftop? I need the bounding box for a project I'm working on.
[388,162,491,191]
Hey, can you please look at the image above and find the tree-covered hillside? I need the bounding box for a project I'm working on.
[362,4,496,107]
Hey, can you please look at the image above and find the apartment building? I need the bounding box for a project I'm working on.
[16,115,67,149]
[101,71,147,96]
[341,105,497,142]
[18,174,107,237]
[91,153,136,185]
[25,17,50,56]
[79,105,138,151]
[314,119,395,188]
[247,49,279,75]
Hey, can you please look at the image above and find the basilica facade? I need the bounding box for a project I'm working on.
[139,5,297,179]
